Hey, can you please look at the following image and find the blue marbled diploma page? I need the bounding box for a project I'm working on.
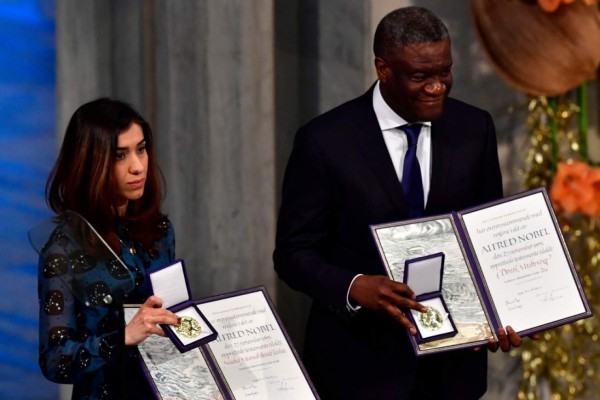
[373,216,493,352]
[124,308,224,400]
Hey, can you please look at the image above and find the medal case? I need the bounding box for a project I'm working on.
[148,259,217,352]
[403,252,458,344]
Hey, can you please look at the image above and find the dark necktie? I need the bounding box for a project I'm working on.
[401,124,424,218]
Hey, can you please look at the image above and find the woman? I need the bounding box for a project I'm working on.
[38,98,180,399]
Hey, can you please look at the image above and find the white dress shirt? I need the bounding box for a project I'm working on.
[373,81,432,206]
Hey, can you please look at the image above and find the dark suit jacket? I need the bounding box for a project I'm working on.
[274,87,503,400]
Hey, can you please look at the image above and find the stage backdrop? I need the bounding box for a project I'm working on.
[0,1,56,399]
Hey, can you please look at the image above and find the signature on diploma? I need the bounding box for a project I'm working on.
[536,286,567,303]
[505,298,522,311]
[242,383,259,397]
[244,375,299,394]
[278,377,297,392]
[264,375,299,392]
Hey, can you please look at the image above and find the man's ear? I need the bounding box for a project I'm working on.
[375,57,389,83]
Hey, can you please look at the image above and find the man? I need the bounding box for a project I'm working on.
[274,7,522,399]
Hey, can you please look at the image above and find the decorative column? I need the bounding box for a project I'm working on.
[154,0,276,297]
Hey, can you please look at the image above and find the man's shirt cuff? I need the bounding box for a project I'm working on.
[346,274,363,314]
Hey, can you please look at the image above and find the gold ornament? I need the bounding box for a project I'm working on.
[517,215,600,400]
[517,87,600,399]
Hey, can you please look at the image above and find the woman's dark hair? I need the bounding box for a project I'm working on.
[46,98,166,251]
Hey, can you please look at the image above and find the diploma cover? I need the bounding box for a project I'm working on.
[371,188,592,355]
[125,287,319,399]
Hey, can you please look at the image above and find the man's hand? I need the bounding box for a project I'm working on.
[349,275,426,335]
[125,295,181,346]
[487,326,539,352]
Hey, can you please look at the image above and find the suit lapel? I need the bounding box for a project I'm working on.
[426,118,452,214]
[348,89,408,214]
[346,88,461,216]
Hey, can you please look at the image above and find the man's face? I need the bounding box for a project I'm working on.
[376,39,453,122]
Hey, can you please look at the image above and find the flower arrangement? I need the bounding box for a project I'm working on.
[471,1,600,398]
[517,84,600,400]
[517,104,600,400]
[550,160,600,217]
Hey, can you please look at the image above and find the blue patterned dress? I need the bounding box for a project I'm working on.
[37,216,175,399]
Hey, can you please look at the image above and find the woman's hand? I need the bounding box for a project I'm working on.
[125,295,180,346]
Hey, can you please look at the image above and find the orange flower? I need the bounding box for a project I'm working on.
[537,0,597,13]
[580,167,600,217]
[550,161,590,213]
[538,0,563,12]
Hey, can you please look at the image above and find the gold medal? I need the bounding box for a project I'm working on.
[175,316,202,338]
[418,306,444,330]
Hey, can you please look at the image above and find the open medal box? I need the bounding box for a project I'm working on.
[148,259,217,352]
[403,252,457,343]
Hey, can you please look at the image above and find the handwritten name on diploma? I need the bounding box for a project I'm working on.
[481,228,550,253]
[221,346,287,365]
[496,258,550,279]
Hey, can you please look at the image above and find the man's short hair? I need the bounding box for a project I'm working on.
[374,7,449,59]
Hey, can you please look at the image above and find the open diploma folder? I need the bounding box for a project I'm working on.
[125,287,319,400]
[371,188,592,356]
